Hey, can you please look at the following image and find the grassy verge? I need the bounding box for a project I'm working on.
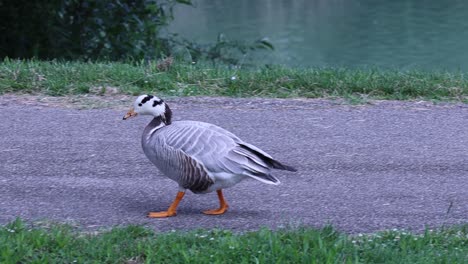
[1,219,467,263]
[1,59,467,102]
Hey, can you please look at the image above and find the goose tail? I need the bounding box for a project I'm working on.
[238,143,297,172]
[269,159,297,172]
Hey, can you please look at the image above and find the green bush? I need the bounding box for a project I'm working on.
[171,33,275,66]
[0,0,192,60]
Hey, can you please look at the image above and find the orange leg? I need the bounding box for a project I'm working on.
[203,190,229,215]
[148,191,185,218]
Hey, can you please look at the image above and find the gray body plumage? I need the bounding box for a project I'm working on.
[142,118,296,194]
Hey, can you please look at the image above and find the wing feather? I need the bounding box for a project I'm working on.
[151,121,286,186]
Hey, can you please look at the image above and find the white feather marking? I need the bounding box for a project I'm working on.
[243,173,281,185]
[152,103,166,116]
[148,123,166,139]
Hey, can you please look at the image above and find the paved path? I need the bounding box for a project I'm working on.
[1,96,467,233]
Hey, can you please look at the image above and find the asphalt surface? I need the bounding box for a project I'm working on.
[1,96,467,233]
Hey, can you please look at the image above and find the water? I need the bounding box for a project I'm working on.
[170,0,468,70]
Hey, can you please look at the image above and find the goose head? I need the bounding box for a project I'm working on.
[123,95,172,124]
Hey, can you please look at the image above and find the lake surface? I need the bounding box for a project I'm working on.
[170,0,468,70]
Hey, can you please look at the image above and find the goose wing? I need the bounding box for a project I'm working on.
[158,121,282,185]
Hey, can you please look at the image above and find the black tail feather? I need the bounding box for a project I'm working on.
[269,159,298,172]
[239,144,297,172]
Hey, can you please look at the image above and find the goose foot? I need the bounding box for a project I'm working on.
[147,191,185,218]
[148,211,177,218]
[203,206,228,215]
[203,189,229,215]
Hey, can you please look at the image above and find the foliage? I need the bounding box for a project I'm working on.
[169,33,274,66]
[0,0,192,60]
[0,219,467,263]
[0,1,273,64]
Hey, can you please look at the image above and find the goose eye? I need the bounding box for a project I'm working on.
[138,103,142,107]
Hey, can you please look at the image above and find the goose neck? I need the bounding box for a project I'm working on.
[144,116,167,139]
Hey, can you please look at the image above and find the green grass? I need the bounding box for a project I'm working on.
[1,219,467,263]
[1,59,467,102]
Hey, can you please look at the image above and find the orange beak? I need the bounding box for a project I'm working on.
[123,108,138,120]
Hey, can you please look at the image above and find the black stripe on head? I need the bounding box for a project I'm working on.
[152,99,164,107]
[141,95,154,105]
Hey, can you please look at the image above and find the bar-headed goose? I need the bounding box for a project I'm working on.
[123,95,296,217]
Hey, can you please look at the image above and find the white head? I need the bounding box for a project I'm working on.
[123,95,172,124]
